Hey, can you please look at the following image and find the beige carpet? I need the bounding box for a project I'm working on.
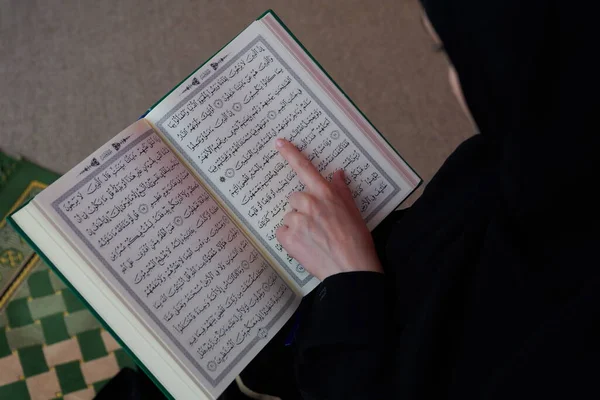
[1,0,473,204]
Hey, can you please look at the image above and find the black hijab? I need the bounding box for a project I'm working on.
[422,0,597,223]
[380,1,600,397]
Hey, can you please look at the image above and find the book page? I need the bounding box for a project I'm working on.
[34,119,300,398]
[146,20,419,293]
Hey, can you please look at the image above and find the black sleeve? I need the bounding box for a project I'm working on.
[295,271,388,400]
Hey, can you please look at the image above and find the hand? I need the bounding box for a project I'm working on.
[275,138,383,280]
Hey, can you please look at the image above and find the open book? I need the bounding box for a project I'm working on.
[9,10,420,399]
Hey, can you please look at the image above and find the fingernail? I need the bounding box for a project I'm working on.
[275,138,285,148]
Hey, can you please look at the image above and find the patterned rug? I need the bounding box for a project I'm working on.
[0,152,135,399]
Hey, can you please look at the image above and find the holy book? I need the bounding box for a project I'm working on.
[10,10,420,399]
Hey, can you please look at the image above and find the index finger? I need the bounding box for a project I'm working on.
[275,138,328,193]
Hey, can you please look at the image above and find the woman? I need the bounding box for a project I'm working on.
[97,1,597,398]
[275,0,598,398]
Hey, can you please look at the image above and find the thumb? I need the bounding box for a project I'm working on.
[331,169,353,201]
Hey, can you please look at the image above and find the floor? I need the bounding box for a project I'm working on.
[1,0,473,205]
[1,2,474,399]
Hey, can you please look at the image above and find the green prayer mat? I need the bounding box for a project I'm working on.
[0,151,56,307]
[0,152,135,399]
